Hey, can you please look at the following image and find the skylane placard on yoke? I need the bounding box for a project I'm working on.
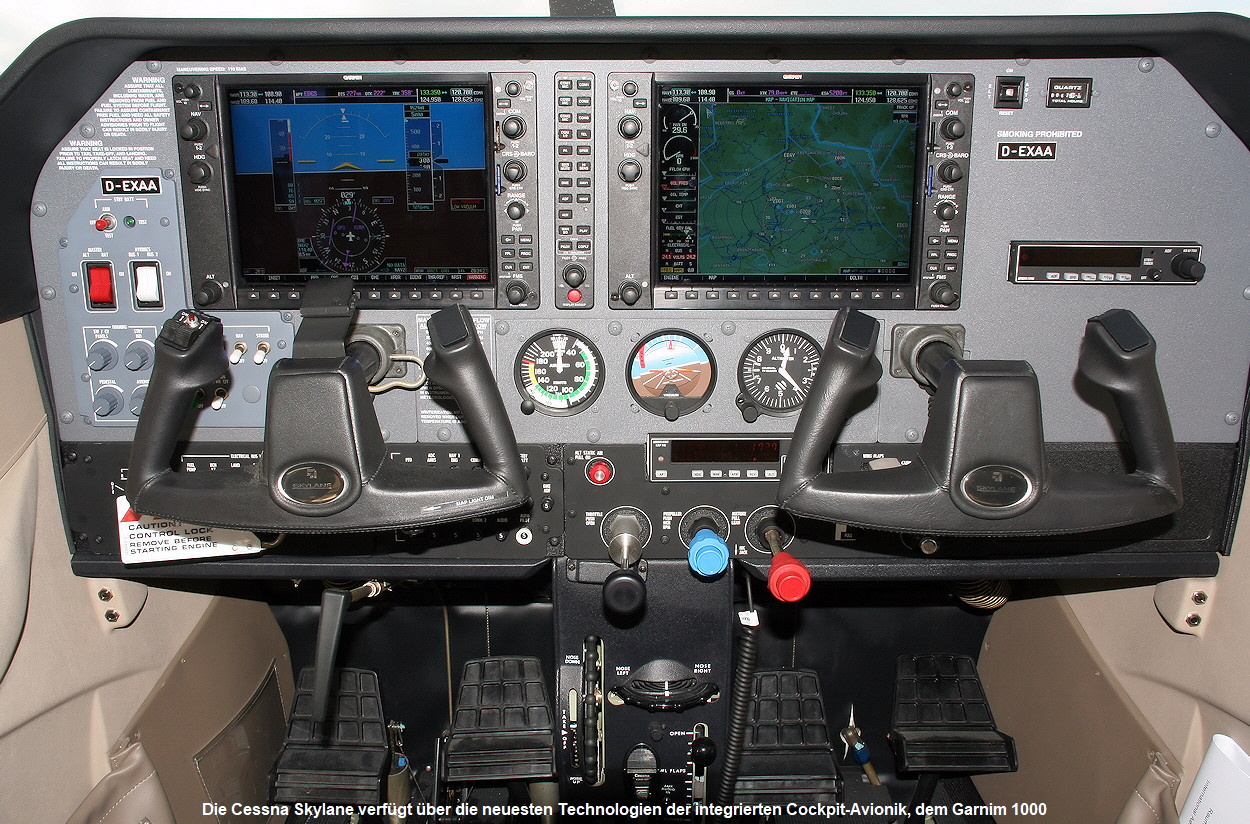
[656,80,922,286]
[227,82,492,284]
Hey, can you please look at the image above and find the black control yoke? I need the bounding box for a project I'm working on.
[778,307,1183,536]
[127,285,528,533]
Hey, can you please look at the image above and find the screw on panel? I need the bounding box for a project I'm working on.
[32,202,46,217]
[587,429,601,443]
[161,217,171,227]
[79,123,95,138]
[1243,286,1250,300]
[1206,123,1222,138]
[905,429,920,443]
[608,322,623,336]
[1227,413,1241,426]
[891,50,907,65]
[269,50,285,66]
[1185,613,1202,627]
[59,237,69,248]
[146,60,161,72]
[1139,58,1155,72]
[98,589,113,602]
[1192,591,1208,605]
[162,169,174,180]
[41,287,55,301]
[1015,55,1030,66]
[105,609,120,623]
[59,411,74,424]
[721,322,736,336]
[495,321,510,336]
[920,537,940,555]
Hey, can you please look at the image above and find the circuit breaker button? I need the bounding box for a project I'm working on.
[87,264,115,308]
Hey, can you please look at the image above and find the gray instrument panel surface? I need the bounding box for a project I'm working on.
[32,56,1250,447]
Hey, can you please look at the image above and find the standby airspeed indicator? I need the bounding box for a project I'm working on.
[515,330,604,416]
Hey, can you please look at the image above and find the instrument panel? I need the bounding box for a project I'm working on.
[24,38,1250,579]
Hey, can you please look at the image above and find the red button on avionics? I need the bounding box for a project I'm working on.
[587,459,613,485]
[567,288,582,303]
[87,264,115,307]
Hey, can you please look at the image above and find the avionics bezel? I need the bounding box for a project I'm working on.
[651,73,928,303]
[184,73,498,311]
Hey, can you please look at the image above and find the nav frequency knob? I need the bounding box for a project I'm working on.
[505,281,529,305]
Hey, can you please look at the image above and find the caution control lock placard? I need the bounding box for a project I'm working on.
[117,497,263,564]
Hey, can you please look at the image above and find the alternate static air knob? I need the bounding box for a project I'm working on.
[500,116,525,140]
[767,552,812,602]
[1172,255,1206,281]
[939,117,966,140]
[688,528,730,578]
[618,281,642,306]
[505,281,529,305]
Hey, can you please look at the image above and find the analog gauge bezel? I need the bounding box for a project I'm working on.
[514,329,605,416]
[626,329,717,419]
[737,329,823,416]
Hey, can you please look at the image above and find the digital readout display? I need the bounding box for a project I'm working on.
[1017,245,1144,269]
[670,439,782,463]
[227,82,492,285]
[655,79,923,286]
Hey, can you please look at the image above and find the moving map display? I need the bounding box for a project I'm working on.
[656,80,923,285]
[227,82,491,284]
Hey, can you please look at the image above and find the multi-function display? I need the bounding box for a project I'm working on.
[655,79,923,286]
[227,82,492,285]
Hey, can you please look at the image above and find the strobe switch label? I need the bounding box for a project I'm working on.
[101,176,162,194]
[998,142,1057,160]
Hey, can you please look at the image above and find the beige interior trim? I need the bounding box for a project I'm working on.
[976,591,1180,823]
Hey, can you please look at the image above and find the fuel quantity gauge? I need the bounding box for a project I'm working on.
[737,330,822,419]
[516,330,604,416]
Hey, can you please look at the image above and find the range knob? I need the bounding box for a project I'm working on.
[87,341,117,371]
[93,386,124,418]
[563,264,586,288]
[936,201,957,221]
[618,115,642,139]
[1172,255,1206,281]
[500,116,525,140]
[194,279,224,306]
[506,201,526,221]
[939,117,966,140]
[929,280,959,306]
[502,160,526,183]
[179,118,208,141]
[618,281,642,306]
[504,280,529,305]
[618,159,643,183]
[937,161,963,184]
[124,340,153,371]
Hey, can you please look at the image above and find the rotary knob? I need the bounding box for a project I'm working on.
[179,118,208,141]
[939,117,966,140]
[124,340,153,371]
[502,160,526,183]
[500,116,525,140]
[618,281,642,306]
[937,161,963,184]
[1171,255,1206,281]
[563,264,586,288]
[505,281,529,305]
[93,386,124,418]
[618,115,642,139]
[618,159,643,183]
[194,279,224,306]
[87,341,117,372]
[929,280,959,306]
[936,201,957,221]
[506,201,526,221]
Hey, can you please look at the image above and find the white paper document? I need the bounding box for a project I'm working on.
[1180,734,1250,823]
